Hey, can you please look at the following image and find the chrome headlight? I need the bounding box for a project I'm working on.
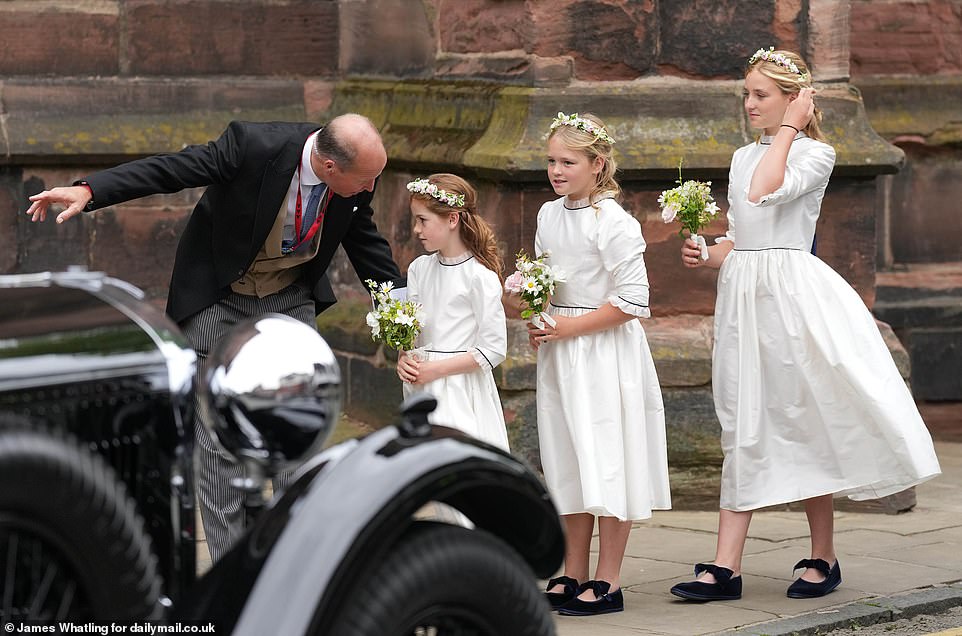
[196,314,342,475]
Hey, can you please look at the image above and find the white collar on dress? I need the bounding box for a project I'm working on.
[437,251,474,266]
[563,191,616,210]
[759,131,807,146]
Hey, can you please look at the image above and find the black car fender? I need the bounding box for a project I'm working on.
[180,424,564,635]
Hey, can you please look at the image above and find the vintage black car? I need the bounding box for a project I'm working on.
[0,270,564,635]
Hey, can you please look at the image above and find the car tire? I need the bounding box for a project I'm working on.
[0,425,162,622]
[327,520,555,636]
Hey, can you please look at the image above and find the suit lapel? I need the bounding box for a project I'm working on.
[251,139,302,255]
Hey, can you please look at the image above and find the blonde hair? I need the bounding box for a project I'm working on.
[747,50,825,142]
[410,173,503,280]
[547,112,621,209]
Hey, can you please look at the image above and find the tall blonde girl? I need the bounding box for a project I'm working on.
[670,48,940,602]
[532,112,671,616]
[396,173,510,450]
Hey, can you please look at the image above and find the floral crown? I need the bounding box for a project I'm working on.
[406,178,465,208]
[550,112,615,144]
[748,47,809,81]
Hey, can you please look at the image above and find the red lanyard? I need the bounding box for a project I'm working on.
[285,165,333,255]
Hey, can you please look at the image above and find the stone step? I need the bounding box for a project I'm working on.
[874,262,962,400]
[875,262,962,328]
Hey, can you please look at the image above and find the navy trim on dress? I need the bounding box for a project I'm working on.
[759,133,805,146]
[425,349,467,354]
[732,247,804,252]
[550,302,598,310]
[437,255,474,266]
[474,347,494,368]
[563,196,615,210]
[616,295,649,308]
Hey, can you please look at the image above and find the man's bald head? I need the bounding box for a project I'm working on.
[313,113,388,197]
[314,113,384,170]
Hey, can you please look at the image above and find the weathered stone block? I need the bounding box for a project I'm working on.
[342,354,405,427]
[875,264,962,328]
[904,328,962,401]
[850,0,962,76]
[0,168,22,274]
[805,0,851,81]
[495,320,538,390]
[434,53,533,83]
[887,151,962,264]
[439,0,526,54]
[304,81,335,122]
[529,55,575,87]
[658,0,774,78]
[0,5,118,76]
[646,315,714,387]
[126,0,337,76]
[341,0,434,77]
[87,204,186,301]
[529,0,657,80]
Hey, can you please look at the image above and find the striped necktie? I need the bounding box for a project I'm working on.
[301,183,326,240]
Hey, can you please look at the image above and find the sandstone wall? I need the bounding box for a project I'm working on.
[849,0,962,400]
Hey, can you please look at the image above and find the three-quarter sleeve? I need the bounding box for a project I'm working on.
[745,141,836,208]
[469,267,508,370]
[598,204,651,318]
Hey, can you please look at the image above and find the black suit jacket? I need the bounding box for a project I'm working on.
[82,121,401,324]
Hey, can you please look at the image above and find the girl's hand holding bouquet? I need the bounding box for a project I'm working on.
[659,160,720,261]
[503,250,565,330]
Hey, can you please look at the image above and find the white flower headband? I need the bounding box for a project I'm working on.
[406,178,465,208]
[748,47,809,81]
[550,112,615,144]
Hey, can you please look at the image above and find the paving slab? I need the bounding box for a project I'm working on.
[554,440,962,634]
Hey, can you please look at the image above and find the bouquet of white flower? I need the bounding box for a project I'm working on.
[503,250,565,329]
[364,280,424,351]
[659,160,720,260]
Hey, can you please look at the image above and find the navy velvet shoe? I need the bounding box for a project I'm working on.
[544,575,580,609]
[670,563,743,601]
[787,558,841,598]
[556,580,624,616]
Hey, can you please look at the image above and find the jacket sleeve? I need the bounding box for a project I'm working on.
[80,121,249,210]
[340,181,403,289]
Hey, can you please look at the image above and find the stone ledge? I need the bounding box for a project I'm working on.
[330,78,903,179]
[857,76,962,145]
[0,77,310,163]
[0,77,904,178]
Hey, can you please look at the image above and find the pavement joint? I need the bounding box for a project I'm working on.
[720,582,962,636]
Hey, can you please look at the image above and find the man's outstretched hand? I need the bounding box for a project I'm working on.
[26,185,93,224]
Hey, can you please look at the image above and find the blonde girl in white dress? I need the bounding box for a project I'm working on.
[396,173,510,451]
[671,49,941,603]
[532,113,671,616]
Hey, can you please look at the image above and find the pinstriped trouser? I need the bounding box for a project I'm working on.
[181,283,315,562]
